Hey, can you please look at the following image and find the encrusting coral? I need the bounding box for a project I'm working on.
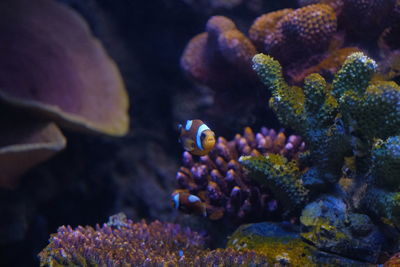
[0,0,129,188]
[172,126,305,222]
[236,51,400,263]
[39,213,268,266]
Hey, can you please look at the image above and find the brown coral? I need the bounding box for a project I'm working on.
[172,126,305,222]
[248,9,293,50]
[181,16,257,89]
[261,4,337,66]
[0,0,129,188]
[287,46,361,83]
[181,4,342,88]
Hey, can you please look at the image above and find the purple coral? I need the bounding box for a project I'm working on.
[172,126,305,223]
[39,213,268,266]
[38,213,205,266]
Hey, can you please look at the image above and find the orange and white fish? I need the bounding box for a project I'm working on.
[178,119,216,156]
[172,190,207,217]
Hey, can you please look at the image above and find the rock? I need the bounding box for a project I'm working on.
[300,195,384,263]
[227,221,372,266]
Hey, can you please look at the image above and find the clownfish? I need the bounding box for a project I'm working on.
[178,119,216,156]
[172,191,207,217]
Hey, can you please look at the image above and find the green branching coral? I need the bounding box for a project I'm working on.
[252,53,349,186]
[247,51,400,261]
[371,136,400,189]
[239,154,309,215]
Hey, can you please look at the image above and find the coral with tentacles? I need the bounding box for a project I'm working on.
[172,126,305,222]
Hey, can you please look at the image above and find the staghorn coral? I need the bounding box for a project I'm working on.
[247,51,400,263]
[39,213,268,266]
[0,0,129,188]
[181,16,257,90]
[172,126,305,222]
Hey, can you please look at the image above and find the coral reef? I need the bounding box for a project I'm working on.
[0,0,129,188]
[39,213,268,266]
[181,1,400,89]
[181,4,342,89]
[245,51,400,263]
[172,126,305,222]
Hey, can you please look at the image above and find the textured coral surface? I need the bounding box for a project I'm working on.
[249,51,400,263]
[39,213,268,266]
[173,126,305,222]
